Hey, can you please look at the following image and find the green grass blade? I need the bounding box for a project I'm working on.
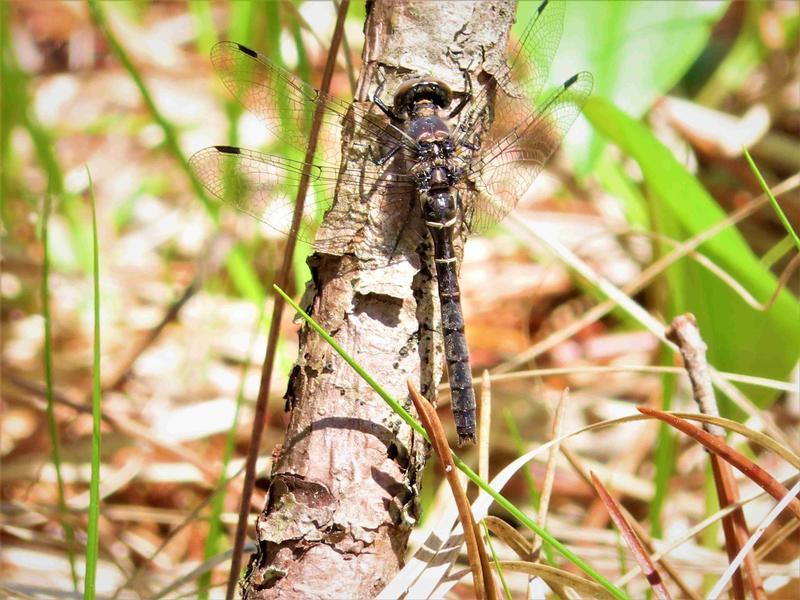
[87,0,267,304]
[225,246,266,306]
[502,410,541,509]
[650,346,676,538]
[696,2,763,107]
[482,520,511,600]
[761,236,794,270]
[743,147,800,251]
[223,0,255,149]
[614,530,629,596]
[501,409,557,566]
[41,193,79,590]
[521,0,726,173]
[1,4,90,271]
[84,168,102,599]
[273,284,629,600]
[229,0,255,43]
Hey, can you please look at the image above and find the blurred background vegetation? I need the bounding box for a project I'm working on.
[1,1,798,598]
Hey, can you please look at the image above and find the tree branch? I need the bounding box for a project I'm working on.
[241,1,515,597]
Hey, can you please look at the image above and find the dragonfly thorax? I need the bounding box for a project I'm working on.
[407,112,452,146]
[410,147,461,192]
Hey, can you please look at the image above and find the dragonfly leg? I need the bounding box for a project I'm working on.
[373,76,403,121]
[447,67,473,118]
[372,141,402,166]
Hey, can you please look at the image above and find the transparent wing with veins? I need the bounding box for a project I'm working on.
[464,71,593,233]
[456,0,566,144]
[189,42,417,244]
[454,0,592,234]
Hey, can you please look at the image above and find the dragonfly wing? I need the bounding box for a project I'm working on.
[210,41,416,164]
[455,0,566,148]
[189,145,416,244]
[190,145,330,240]
[465,71,593,233]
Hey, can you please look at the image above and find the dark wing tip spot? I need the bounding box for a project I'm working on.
[564,73,579,89]
[538,0,549,14]
[215,145,241,154]
[236,43,258,58]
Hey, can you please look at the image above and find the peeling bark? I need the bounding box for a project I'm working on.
[241,2,515,597]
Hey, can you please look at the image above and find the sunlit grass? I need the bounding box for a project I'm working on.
[86,0,268,309]
[482,520,511,600]
[743,147,800,251]
[84,168,102,599]
[502,409,555,566]
[651,347,676,539]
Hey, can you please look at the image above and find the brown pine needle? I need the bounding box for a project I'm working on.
[591,472,671,600]
[638,407,800,521]
[407,380,497,600]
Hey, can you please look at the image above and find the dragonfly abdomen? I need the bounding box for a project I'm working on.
[424,190,476,445]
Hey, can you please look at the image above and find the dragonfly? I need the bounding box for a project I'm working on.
[190,0,592,445]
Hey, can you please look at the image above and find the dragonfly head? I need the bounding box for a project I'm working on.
[393,77,452,117]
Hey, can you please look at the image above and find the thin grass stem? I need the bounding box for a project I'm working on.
[743,147,800,251]
[83,168,102,599]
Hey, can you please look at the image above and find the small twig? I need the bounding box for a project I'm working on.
[667,314,766,600]
[408,381,497,600]
[665,315,723,435]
